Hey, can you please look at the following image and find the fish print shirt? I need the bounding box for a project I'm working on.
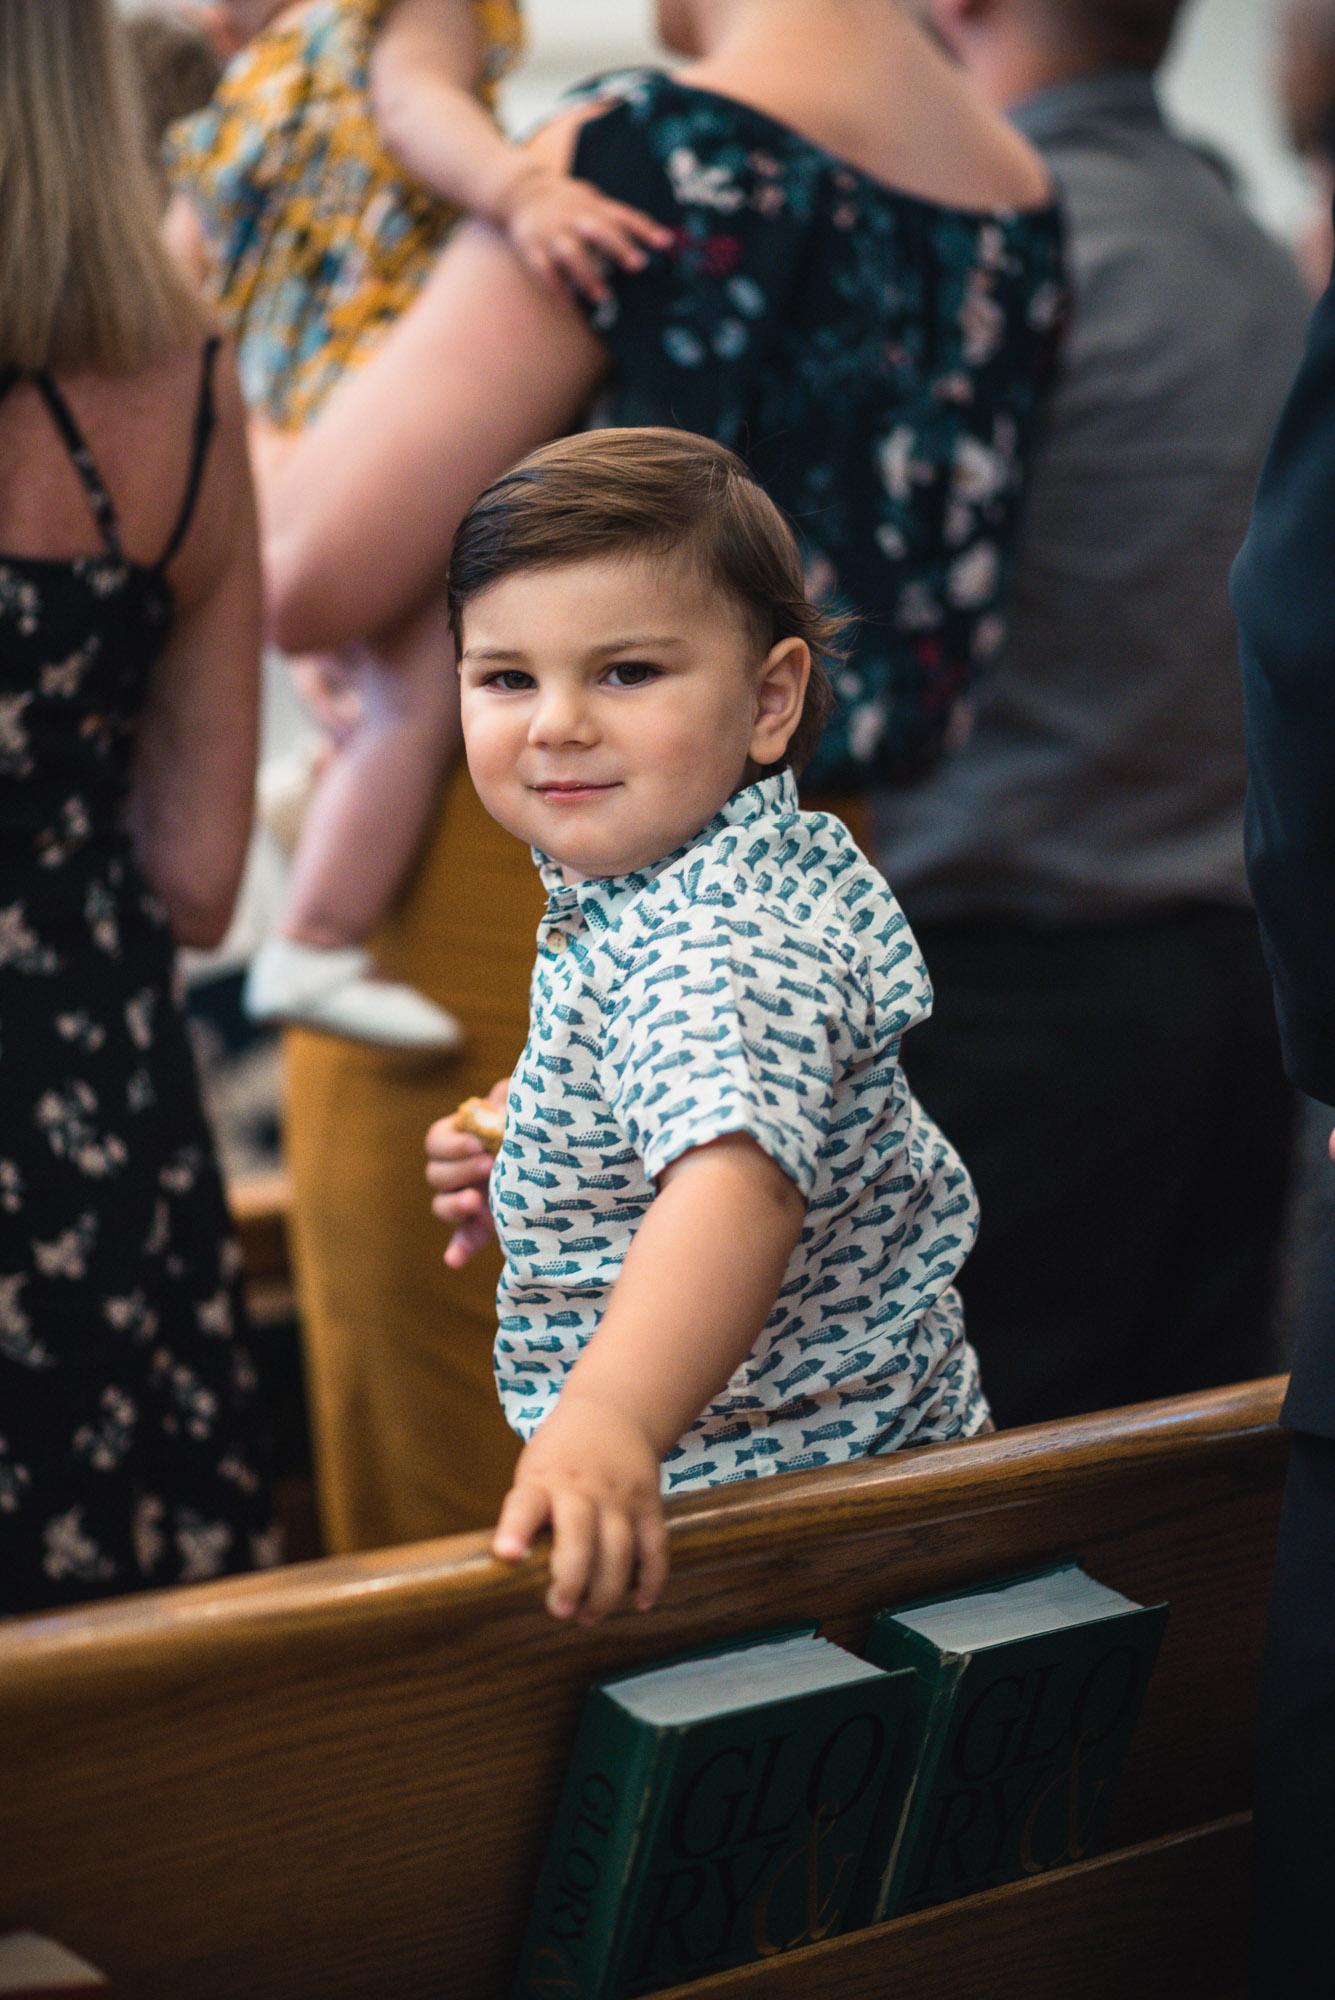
[491,771,986,1493]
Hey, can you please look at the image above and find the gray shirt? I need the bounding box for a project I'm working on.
[873,71,1312,923]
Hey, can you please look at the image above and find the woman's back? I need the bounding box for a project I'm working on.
[0,345,225,851]
[0,346,221,570]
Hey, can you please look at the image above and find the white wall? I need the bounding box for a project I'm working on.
[1162,0,1312,234]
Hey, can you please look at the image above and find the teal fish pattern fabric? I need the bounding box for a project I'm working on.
[491,773,986,1491]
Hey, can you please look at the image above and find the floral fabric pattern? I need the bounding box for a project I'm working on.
[166,0,524,427]
[493,772,986,1493]
[570,72,1067,788]
[0,358,278,1614]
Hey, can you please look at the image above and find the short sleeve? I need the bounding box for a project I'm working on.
[597,908,864,1198]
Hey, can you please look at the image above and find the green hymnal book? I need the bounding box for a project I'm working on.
[513,1628,915,1999]
[854,1562,1168,1924]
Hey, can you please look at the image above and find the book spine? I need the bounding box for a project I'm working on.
[862,1644,964,1925]
[511,1694,661,2000]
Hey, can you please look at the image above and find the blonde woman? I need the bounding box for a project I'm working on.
[0,0,278,1613]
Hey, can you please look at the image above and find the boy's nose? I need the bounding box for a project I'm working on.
[528,686,595,746]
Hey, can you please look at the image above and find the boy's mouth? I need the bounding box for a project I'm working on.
[532,781,620,801]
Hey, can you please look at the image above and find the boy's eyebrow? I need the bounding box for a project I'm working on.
[587,633,689,656]
[462,634,689,664]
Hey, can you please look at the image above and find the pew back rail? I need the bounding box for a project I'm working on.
[0,1378,1287,2000]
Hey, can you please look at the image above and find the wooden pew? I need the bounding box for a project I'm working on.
[0,1378,1286,2000]
[228,1169,295,1328]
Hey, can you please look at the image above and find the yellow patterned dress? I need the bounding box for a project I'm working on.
[166,0,524,427]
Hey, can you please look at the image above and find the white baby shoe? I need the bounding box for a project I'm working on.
[244,937,465,1052]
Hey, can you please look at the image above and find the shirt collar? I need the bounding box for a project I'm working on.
[535,768,800,918]
[1010,68,1163,147]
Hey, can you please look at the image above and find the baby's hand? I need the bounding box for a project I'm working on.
[493,1394,669,1623]
[497,165,673,306]
[425,1078,508,1267]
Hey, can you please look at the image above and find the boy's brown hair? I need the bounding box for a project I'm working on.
[447,429,842,777]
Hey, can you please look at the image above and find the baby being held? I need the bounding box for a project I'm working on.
[166,0,671,1049]
[425,430,988,1623]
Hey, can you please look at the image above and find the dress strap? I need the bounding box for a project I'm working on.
[33,371,124,562]
[158,335,222,571]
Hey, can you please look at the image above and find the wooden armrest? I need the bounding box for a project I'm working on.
[227,1170,294,1321]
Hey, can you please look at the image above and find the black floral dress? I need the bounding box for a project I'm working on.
[570,72,1068,788]
[0,346,279,1615]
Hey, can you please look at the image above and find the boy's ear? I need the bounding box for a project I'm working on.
[749,637,811,766]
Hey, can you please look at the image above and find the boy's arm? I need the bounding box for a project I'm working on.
[493,1133,806,1623]
[369,0,671,302]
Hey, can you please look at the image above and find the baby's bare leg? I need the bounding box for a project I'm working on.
[282,594,460,948]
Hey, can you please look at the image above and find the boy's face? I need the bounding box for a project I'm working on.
[458,552,806,880]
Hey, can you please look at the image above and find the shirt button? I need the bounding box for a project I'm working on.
[547,929,568,955]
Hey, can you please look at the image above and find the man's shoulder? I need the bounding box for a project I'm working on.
[1048,116,1301,284]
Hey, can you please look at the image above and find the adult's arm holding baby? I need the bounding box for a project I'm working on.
[492,1134,806,1624]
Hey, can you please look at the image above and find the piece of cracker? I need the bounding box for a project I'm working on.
[449,1095,506,1155]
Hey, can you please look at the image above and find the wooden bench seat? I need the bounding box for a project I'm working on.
[228,1169,295,1328]
[0,1377,1287,2000]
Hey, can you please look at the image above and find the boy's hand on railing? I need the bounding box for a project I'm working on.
[425,1077,508,1267]
[492,1391,670,1624]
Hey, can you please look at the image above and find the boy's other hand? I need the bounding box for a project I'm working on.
[492,1393,669,1623]
[425,1077,508,1266]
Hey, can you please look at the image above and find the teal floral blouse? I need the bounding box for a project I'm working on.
[570,72,1067,790]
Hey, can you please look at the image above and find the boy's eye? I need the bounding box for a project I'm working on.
[482,669,535,692]
[604,661,660,688]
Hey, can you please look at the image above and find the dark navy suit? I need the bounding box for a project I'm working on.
[1233,216,1335,1997]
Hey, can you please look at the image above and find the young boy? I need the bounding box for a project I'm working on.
[426,429,987,1625]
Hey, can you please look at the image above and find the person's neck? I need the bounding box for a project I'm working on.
[682,0,911,93]
[668,0,1054,216]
